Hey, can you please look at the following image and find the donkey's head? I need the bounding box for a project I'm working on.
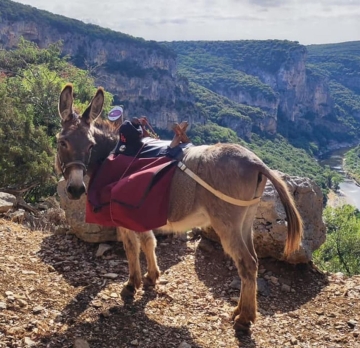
[56,84,104,200]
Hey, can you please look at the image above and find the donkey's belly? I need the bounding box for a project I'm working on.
[158,209,210,233]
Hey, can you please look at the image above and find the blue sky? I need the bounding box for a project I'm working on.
[15,0,360,44]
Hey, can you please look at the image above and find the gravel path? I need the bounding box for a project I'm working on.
[0,219,359,348]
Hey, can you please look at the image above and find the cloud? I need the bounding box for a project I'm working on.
[249,0,287,7]
[13,0,360,44]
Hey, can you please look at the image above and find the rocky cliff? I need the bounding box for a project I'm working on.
[0,0,204,129]
[170,40,335,138]
[1,1,357,143]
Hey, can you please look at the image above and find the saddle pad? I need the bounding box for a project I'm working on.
[86,154,177,231]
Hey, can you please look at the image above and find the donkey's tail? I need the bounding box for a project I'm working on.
[259,165,303,258]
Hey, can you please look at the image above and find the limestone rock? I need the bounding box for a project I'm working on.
[202,173,325,264]
[0,192,16,213]
[57,177,117,243]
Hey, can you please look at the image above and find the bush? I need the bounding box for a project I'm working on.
[313,205,360,276]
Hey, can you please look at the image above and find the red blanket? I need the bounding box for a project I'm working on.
[86,154,177,231]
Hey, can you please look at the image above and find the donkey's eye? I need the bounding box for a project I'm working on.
[59,141,67,148]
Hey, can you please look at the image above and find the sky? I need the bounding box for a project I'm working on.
[14,0,360,45]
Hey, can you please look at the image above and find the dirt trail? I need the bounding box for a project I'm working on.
[0,219,359,348]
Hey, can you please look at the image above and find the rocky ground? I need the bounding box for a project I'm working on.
[0,218,359,348]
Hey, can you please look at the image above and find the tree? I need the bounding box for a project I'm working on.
[313,205,360,275]
[0,39,114,201]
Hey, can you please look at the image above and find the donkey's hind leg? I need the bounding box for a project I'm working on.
[232,204,260,331]
[138,230,160,286]
[211,211,258,332]
[117,227,142,296]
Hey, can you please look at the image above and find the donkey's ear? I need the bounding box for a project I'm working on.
[58,83,74,122]
[82,87,105,124]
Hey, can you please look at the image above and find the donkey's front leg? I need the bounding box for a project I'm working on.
[117,227,141,296]
[138,230,160,286]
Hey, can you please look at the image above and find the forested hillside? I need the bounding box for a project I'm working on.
[167,40,360,148]
[307,41,360,140]
[0,0,358,201]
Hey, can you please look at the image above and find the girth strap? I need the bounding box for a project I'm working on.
[177,162,261,207]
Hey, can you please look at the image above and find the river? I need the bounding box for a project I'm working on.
[319,147,360,210]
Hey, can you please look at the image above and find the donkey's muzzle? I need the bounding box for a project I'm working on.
[66,183,86,200]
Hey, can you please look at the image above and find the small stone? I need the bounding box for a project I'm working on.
[0,302,7,310]
[110,293,118,298]
[347,319,357,328]
[270,276,279,284]
[103,273,119,279]
[130,339,139,346]
[91,301,103,308]
[101,309,111,318]
[159,279,169,285]
[17,299,28,307]
[281,284,291,292]
[33,305,44,314]
[22,270,37,275]
[5,291,13,296]
[186,230,195,239]
[257,278,270,297]
[198,238,215,253]
[178,341,192,348]
[230,296,239,303]
[23,337,36,346]
[96,243,112,257]
[229,277,241,290]
[290,337,298,345]
[0,192,16,213]
[74,338,90,348]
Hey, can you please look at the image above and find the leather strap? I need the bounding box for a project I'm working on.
[177,162,261,207]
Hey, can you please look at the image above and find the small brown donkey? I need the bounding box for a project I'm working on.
[56,84,303,332]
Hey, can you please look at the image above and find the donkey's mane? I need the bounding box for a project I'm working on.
[93,117,119,135]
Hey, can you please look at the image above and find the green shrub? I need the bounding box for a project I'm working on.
[313,205,360,276]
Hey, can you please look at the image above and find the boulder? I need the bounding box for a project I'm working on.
[0,192,17,213]
[57,178,118,243]
[202,173,326,264]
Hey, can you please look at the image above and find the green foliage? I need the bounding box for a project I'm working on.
[344,145,360,184]
[0,39,114,201]
[247,134,334,194]
[313,205,360,276]
[188,123,239,145]
[189,82,263,125]
[168,40,304,74]
[165,41,284,109]
[0,80,54,194]
[307,41,360,141]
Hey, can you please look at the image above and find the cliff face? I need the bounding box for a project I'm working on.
[0,19,204,129]
[1,0,355,142]
[240,46,333,123]
[170,40,338,139]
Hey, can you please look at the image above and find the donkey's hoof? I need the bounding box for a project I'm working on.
[233,314,252,333]
[121,283,136,298]
[143,270,160,287]
[233,319,252,334]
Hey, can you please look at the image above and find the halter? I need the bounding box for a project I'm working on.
[57,147,92,178]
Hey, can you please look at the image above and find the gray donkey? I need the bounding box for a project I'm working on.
[56,84,303,332]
